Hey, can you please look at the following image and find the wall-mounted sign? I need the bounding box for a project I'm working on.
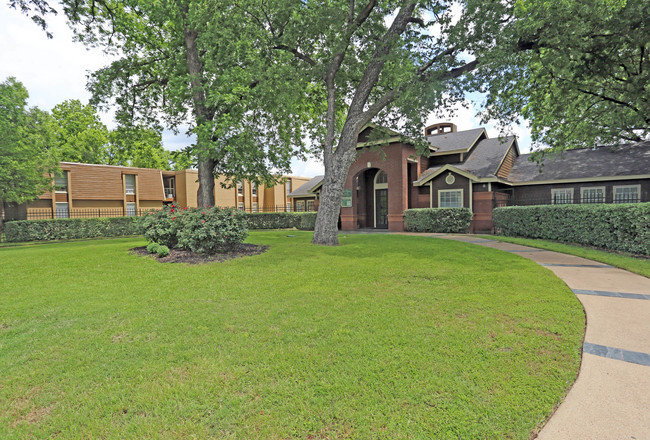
[341,189,353,207]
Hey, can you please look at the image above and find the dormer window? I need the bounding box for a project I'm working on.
[54,171,68,193]
[425,122,457,136]
[125,174,136,195]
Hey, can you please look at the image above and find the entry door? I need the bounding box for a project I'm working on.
[375,189,388,228]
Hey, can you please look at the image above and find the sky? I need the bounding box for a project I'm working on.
[0,3,533,178]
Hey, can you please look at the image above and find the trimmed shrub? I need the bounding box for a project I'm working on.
[403,208,473,233]
[493,203,650,255]
[244,212,301,229]
[4,217,137,242]
[146,242,160,254]
[156,245,170,257]
[297,212,317,231]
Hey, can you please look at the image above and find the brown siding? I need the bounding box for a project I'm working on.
[496,146,516,179]
[430,171,471,208]
[137,169,165,200]
[513,178,650,204]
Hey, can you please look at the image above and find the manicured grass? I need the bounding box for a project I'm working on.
[0,232,584,439]
[480,235,650,278]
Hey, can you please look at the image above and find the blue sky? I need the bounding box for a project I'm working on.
[0,3,533,177]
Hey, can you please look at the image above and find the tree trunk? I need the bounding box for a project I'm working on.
[197,157,216,207]
[312,135,358,245]
[0,198,4,233]
[311,173,345,245]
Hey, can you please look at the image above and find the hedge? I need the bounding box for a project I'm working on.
[493,203,650,255]
[4,217,138,243]
[403,208,473,233]
[244,212,317,231]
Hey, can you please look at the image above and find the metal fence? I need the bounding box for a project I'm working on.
[1,205,317,221]
[496,194,641,207]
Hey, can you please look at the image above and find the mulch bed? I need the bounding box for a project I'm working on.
[130,243,268,264]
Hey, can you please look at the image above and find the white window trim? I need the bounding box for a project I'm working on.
[551,188,574,204]
[373,170,389,228]
[438,188,464,208]
[613,184,641,203]
[580,186,605,203]
[125,174,136,195]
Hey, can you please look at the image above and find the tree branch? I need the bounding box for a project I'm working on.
[273,44,317,66]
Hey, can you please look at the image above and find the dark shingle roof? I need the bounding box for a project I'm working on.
[457,136,516,178]
[426,128,486,153]
[288,175,324,197]
[509,141,650,182]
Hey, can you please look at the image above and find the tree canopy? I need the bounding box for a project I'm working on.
[0,77,57,217]
[476,0,650,152]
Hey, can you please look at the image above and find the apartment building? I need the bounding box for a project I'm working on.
[4,162,310,220]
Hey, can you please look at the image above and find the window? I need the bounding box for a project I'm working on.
[125,174,136,195]
[580,187,605,204]
[285,180,292,195]
[375,170,388,185]
[56,202,69,219]
[54,171,68,193]
[252,202,258,213]
[238,202,244,210]
[286,202,292,212]
[296,200,305,212]
[551,188,574,204]
[237,181,243,196]
[614,185,640,203]
[307,200,315,211]
[126,203,136,217]
[252,182,257,197]
[439,189,463,208]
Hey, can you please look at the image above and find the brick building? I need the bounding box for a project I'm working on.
[289,122,650,232]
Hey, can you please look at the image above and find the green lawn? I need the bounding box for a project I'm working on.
[0,231,584,439]
[479,235,650,278]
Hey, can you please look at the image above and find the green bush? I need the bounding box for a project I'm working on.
[156,245,170,258]
[146,242,160,254]
[493,203,650,255]
[297,212,317,231]
[138,205,181,248]
[244,212,301,229]
[4,217,137,242]
[140,205,249,255]
[403,208,472,233]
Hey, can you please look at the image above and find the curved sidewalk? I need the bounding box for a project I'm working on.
[435,235,650,439]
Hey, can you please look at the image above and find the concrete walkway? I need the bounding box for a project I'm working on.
[429,234,650,439]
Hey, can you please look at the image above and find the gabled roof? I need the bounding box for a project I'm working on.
[414,135,517,186]
[508,141,650,183]
[426,128,486,155]
[459,136,517,178]
[288,175,324,197]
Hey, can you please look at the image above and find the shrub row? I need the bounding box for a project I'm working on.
[493,203,650,255]
[243,212,317,230]
[4,217,137,242]
[403,208,473,233]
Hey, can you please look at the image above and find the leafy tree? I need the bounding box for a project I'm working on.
[0,77,57,227]
[476,0,650,153]
[22,0,309,206]
[252,1,481,245]
[50,99,109,164]
[107,125,171,170]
